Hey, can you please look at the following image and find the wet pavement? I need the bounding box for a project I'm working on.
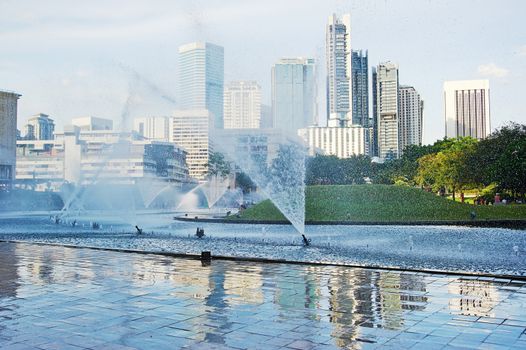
[0,242,526,349]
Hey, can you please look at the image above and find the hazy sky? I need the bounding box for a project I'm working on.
[1,0,525,144]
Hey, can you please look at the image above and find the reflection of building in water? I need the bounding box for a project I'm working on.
[325,269,428,347]
[448,279,498,317]
[274,266,322,311]
[15,245,94,286]
[0,243,20,298]
[379,272,428,330]
[327,269,376,347]
[224,265,263,305]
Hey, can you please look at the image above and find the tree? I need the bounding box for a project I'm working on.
[341,155,372,184]
[305,155,343,185]
[235,172,256,193]
[415,137,479,200]
[206,152,231,179]
[474,123,526,199]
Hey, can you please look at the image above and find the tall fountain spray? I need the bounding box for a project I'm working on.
[211,129,306,234]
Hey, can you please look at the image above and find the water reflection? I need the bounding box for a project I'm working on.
[448,279,499,317]
[0,243,523,349]
[0,243,19,298]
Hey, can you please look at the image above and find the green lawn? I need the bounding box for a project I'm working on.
[232,185,526,222]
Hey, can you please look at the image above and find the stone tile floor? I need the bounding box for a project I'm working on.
[0,242,525,349]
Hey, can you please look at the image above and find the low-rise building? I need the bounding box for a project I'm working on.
[298,126,371,158]
[171,109,213,181]
[16,127,188,191]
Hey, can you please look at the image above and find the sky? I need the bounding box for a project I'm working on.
[1,0,525,144]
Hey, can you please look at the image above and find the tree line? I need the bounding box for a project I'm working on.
[307,123,526,201]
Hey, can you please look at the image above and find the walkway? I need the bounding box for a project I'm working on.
[0,242,525,349]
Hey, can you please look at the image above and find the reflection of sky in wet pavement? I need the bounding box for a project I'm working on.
[0,242,525,349]
[0,215,525,276]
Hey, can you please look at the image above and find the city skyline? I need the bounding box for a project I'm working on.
[1,0,525,144]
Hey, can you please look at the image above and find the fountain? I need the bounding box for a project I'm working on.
[211,129,307,234]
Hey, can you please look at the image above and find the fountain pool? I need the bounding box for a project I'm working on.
[0,213,525,276]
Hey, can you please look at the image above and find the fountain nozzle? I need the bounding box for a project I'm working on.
[302,234,311,246]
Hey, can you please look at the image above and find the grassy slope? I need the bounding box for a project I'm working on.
[234,185,526,222]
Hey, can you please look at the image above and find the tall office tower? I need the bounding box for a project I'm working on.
[351,50,369,127]
[444,80,490,140]
[0,90,21,186]
[133,116,170,141]
[271,58,317,134]
[224,81,261,129]
[326,13,352,127]
[372,62,400,160]
[171,109,213,181]
[399,86,424,153]
[23,113,55,140]
[179,42,224,129]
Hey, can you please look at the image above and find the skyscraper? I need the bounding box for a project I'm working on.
[271,58,317,133]
[224,81,261,129]
[23,113,55,140]
[351,50,369,127]
[0,90,21,186]
[179,42,224,129]
[372,62,399,160]
[444,80,490,140]
[399,86,424,153]
[326,13,351,127]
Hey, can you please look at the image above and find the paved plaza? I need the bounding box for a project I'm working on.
[0,242,525,349]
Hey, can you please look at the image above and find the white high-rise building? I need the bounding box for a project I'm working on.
[271,58,317,134]
[299,126,370,158]
[171,109,213,181]
[179,42,224,129]
[133,116,170,141]
[224,81,261,129]
[444,80,490,140]
[399,86,424,153]
[372,62,399,160]
[326,13,352,127]
[23,113,55,140]
[0,90,21,186]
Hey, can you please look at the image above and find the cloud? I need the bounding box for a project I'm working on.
[477,63,509,78]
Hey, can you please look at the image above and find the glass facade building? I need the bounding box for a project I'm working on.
[326,13,351,127]
[351,50,369,127]
[271,58,317,134]
[178,42,224,129]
